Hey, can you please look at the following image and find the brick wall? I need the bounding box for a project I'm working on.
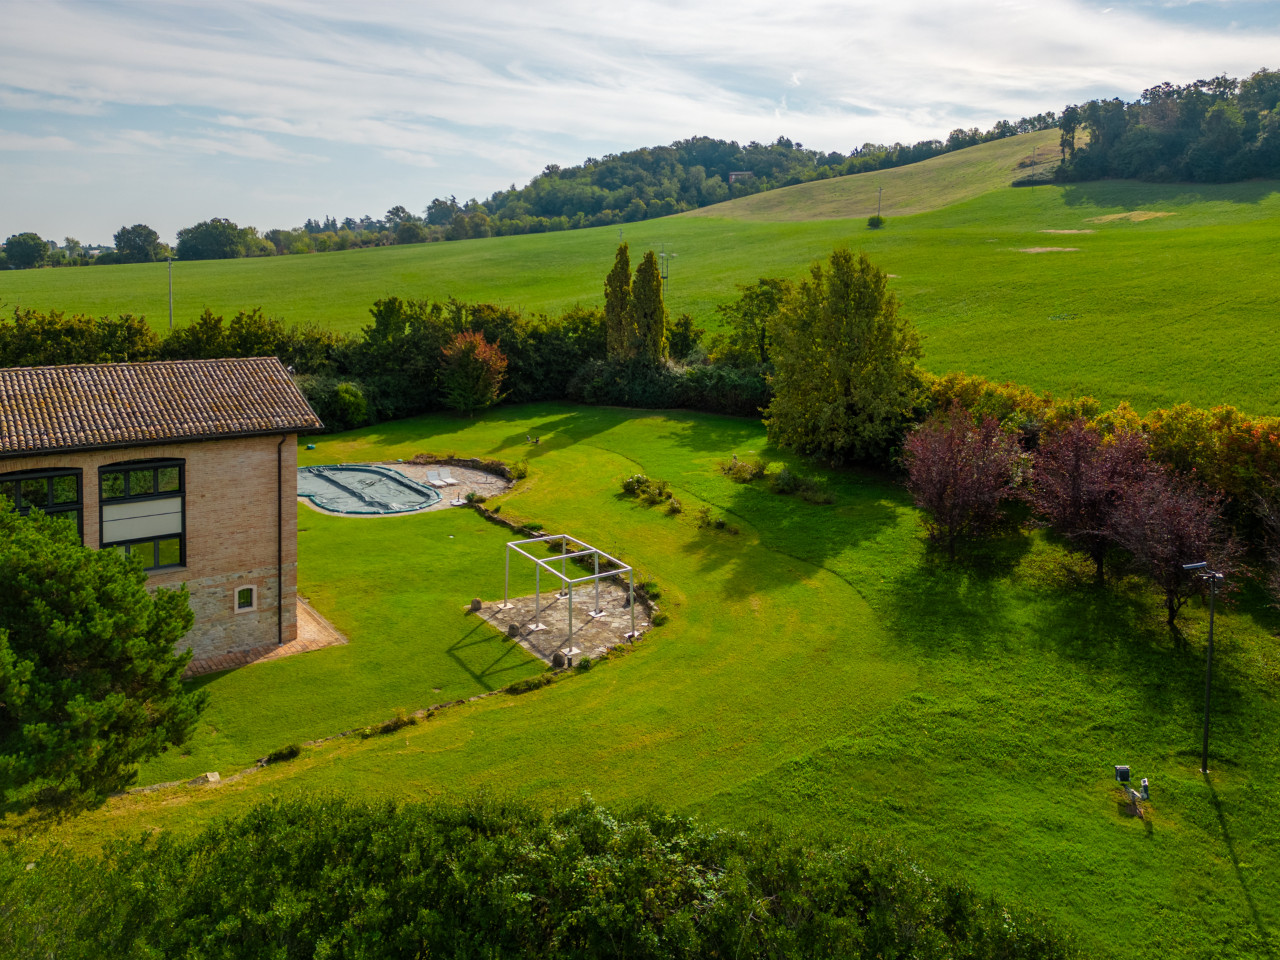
[0,434,298,661]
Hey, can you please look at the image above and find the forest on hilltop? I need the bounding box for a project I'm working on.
[1057,68,1280,182]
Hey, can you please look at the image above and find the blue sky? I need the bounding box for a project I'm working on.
[2,0,1277,245]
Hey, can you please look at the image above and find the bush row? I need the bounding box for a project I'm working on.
[1,795,1075,959]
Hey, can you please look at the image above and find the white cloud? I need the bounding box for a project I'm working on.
[1,0,1277,238]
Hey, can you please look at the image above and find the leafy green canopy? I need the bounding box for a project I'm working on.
[765,249,923,465]
[2,795,1075,959]
[0,505,205,809]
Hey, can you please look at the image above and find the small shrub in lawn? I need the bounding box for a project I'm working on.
[523,521,544,532]
[639,479,672,505]
[719,457,768,483]
[639,580,662,599]
[511,459,529,480]
[770,467,802,494]
[666,497,683,515]
[867,214,886,229]
[465,491,488,504]
[651,612,669,627]
[621,474,650,495]
[263,744,301,766]
[506,672,554,695]
[574,656,593,672]
[362,709,417,739]
[695,506,713,528]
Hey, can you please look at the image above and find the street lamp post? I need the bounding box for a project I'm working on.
[1183,561,1223,774]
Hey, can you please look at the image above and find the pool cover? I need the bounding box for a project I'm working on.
[297,464,442,515]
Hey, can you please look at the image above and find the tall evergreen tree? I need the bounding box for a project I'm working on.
[631,249,667,362]
[604,243,632,359]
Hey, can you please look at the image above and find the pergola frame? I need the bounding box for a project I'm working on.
[500,534,637,644]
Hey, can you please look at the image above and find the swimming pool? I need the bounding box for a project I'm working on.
[296,464,443,515]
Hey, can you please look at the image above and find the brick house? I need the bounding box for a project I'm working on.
[0,357,323,662]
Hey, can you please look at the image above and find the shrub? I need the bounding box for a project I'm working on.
[867,214,886,229]
[719,457,767,483]
[511,459,529,480]
[639,580,662,599]
[666,497,682,515]
[465,491,487,504]
[651,612,670,626]
[694,506,713,528]
[0,795,1076,959]
[574,656,594,672]
[361,709,417,738]
[621,474,650,495]
[505,672,554,694]
[262,744,301,765]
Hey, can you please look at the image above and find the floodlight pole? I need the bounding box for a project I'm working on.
[567,580,573,647]
[629,568,636,638]
[534,564,541,624]
[503,545,510,607]
[1183,562,1222,775]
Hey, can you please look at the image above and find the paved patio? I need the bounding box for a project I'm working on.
[184,597,347,677]
[476,581,650,665]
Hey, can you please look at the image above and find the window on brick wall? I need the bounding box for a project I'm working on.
[0,467,84,542]
[234,585,257,613]
[99,459,185,571]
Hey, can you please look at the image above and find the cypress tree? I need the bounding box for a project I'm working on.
[604,243,632,359]
[631,249,667,363]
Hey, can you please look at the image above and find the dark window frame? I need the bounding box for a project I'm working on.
[0,466,85,542]
[98,458,186,571]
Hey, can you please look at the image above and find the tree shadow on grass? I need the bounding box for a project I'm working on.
[882,535,1033,659]
[1061,179,1278,210]
[1204,773,1277,956]
[484,407,628,462]
[676,477,906,601]
[445,620,540,692]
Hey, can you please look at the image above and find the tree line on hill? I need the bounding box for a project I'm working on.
[1056,68,1280,182]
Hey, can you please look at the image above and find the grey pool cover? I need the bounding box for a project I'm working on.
[297,464,442,514]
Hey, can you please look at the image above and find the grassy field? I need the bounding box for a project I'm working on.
[27,404,1280,960]
[4,131,1279,413]
[137,503,547,784]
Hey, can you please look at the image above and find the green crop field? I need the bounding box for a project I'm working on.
[5,129,1279,414]
[23,405,1280,960]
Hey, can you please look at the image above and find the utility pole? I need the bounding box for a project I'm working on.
[877,184,883,218]
[1183,562,1224,774]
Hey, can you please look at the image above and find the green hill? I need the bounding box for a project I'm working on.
[3,131,1279,414]
[685,128,1062,221]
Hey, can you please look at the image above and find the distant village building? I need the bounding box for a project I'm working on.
[0,358,323,662]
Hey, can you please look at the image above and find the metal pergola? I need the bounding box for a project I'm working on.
[499,534,637,644]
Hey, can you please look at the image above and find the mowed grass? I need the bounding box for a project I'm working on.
[4,131,1279,414]
[38,403,1280,960]
[136,503,547,784]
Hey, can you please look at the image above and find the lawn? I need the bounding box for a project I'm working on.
[37,402,1280,960]
[137,503,548,784]
[5,132,1280,414]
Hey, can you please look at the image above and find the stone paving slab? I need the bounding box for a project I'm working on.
[476,581,650,665]
[184,598,347,677]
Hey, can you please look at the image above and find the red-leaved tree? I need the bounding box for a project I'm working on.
[1029,420,1152,584]
[904,407,1024,559]
[441,330,507,417]
[1109,466,1238,628]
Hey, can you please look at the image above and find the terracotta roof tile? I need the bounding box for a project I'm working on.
[0,357,324,456]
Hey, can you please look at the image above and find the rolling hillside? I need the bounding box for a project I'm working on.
[3,130,1279,414]
[684,127,1062,221]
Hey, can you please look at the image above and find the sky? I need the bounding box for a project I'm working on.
[2,0,1277,245]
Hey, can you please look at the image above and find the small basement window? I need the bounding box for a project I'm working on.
[235,585,258,613]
